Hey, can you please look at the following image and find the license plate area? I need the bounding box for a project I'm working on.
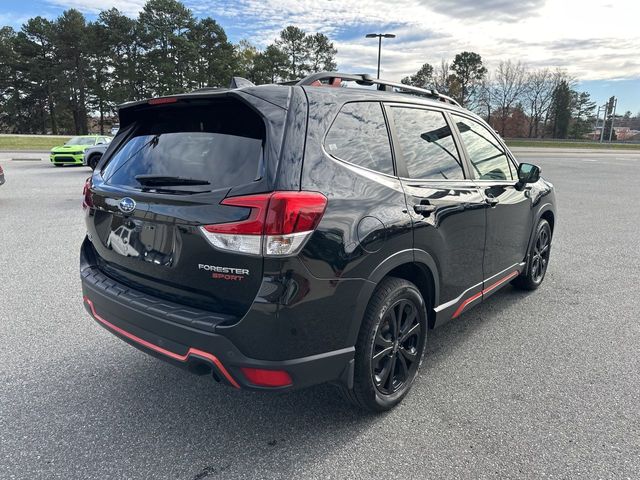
[107,215,176,266]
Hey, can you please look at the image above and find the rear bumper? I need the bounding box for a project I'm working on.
[81,264,355,391]
[50,153,83,164]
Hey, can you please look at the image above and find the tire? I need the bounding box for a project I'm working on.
[53,163,63,167]
[342,276,428,412]
[88,154,101,170]
[512,219,552,290]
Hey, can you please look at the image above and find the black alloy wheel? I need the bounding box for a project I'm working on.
[342,276,428,412]
[372,299,422,395]
[513,218,552,290]
[531,222,551,283]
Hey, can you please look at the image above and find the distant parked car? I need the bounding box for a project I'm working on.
[83,142,111,170]
[0,165,5,186]
[110,123,120,136]
[50,135,112,166]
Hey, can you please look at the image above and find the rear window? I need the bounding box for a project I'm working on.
[324,102,394,175]
[102,99,265,192]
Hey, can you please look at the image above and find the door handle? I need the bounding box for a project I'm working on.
[485,196,499,206]
[413,204,437,216]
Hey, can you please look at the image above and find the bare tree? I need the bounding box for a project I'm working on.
[492,60,528,136]
[432,60,459,99]
[474,72,493,121]
[523,68,554,138]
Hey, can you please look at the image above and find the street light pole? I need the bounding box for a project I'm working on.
[377,36,382,79]
[365,33,396,78]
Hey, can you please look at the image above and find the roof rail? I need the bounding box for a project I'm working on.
[294,71,461,107]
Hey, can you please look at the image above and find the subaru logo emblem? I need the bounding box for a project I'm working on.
[118,197,136,214]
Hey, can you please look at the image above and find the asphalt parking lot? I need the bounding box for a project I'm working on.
[1,148,639,479]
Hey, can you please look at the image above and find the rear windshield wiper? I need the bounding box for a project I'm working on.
[135,175,211,186]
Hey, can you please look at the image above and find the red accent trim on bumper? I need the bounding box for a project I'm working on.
[451,270,519,319]
[83,296,240,388]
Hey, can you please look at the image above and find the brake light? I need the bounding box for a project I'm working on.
[82,177,93,209]
[240,367,292,387]
[200,191,327,256]
[148,97,178,105]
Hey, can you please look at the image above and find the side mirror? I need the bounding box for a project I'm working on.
[517,163,540,185]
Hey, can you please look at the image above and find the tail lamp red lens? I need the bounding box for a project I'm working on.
[148,97,178,105]
[200,191,327,256]
[82,177,93,209]
[240,367,293,388]
[265,192,328,234]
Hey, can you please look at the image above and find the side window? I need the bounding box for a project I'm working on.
[325,102,394,175]
[452,115,514,181]
[390,107,464,180]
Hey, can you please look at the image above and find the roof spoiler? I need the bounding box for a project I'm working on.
[229,77,255,89]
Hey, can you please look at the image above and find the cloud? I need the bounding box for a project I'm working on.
[36,0,640,82]
[421,0,546,20]
[45,0,145,16]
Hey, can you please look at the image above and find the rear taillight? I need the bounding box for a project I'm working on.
[82,177,93,210]
[200,191,327,256]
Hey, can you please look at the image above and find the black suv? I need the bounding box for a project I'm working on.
[81,73,556,411]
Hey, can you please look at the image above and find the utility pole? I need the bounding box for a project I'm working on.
[365,33,396,78]
[608,96,617,142]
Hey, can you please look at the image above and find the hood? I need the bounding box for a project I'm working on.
[51,143,93,153]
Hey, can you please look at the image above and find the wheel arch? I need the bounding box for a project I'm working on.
[385,261,437,329]
[348,249,440,345]
[523,203,555,275]
[540,209,555,234]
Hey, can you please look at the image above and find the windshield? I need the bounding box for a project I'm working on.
[66,137,96,146]
[102,100,265,193]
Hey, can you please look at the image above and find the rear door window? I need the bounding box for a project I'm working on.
[390,107,464,180]
[324,102,394,175]
[102,100,265,192]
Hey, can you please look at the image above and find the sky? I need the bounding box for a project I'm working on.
[2,0,639,113]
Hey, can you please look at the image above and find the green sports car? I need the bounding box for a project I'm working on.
[50,135,112,166]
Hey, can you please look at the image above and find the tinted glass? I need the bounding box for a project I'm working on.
[391,107,464,180]
[453,115,513,181]
[325,102,394,175]
[102,101,265,192]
